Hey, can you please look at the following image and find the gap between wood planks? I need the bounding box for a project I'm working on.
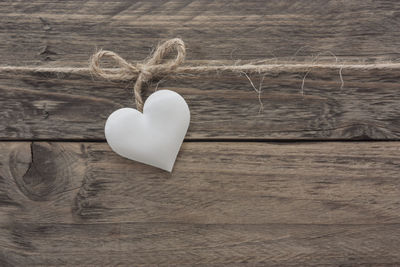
[0,139,399,143]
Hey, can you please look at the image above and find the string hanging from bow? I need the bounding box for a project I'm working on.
[89,38,186,112]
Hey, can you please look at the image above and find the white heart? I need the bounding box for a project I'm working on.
[104,90,190,172]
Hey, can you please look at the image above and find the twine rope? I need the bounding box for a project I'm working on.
[89,38,185,111]
[2,38,400,111]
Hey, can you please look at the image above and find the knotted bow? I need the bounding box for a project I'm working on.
[89,38,186,112]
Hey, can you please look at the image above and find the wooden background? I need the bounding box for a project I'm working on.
[1,0,400,266]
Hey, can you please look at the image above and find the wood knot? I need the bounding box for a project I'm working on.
[9,142,79,202]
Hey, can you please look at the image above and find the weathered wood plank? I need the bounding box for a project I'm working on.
[1,141,399,265]
[1,68,400,140]
[1,0,400,65]
[3,223,400,266]
[1,0,400,140]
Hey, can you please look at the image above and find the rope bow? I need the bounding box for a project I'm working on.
[89,38,186,112]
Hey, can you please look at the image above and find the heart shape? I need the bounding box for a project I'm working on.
[105,90,190,172]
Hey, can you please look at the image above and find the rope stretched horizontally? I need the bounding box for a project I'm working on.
[2,38,400,111]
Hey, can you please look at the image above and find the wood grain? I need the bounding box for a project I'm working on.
[1,0,400,65]
[1,141,399,265]
[1,0,400,139]
[1,67,400,140]
[1,1,400,266]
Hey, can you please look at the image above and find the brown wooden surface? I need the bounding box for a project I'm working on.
[1,0,400,139]
[2,68,400,140]
[1,0,400,266]
[1,142,400,266]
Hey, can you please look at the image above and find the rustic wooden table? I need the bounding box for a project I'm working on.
[1,1,399,266]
